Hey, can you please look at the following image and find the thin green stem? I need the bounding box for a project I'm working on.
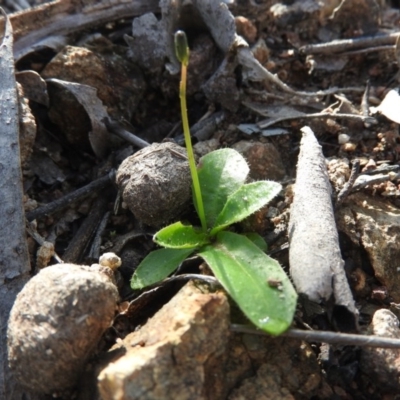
[179,64,207,232]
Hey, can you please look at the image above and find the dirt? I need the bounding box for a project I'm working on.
[3,0,400,399]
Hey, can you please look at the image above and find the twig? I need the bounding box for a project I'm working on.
[336,159,360,206]
[154,273,220,289]
[9,0,160,60]
[26,171,114,221]
[237,47,364,99]
[344,45,395,56]
[352,172,396,191]
[88,211,110,261]
[231,324,400,349]
[175,111,225,145]
[300,32,400,56]
[63,196,110,263]
[362,164,400,175]
[104,118,150,149]
[25,221,63,264]
[257,112,376,129]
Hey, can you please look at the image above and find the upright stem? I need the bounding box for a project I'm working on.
[179,64,207,232]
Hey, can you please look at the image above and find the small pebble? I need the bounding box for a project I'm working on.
[338,133,350,144]
[235,16,257,43]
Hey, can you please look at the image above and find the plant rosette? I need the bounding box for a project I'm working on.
[131,147,297,335]
[130,30,297,336]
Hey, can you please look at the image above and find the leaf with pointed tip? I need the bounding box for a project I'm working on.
[243,232,268,252]
[211,181,281,235]
[131,248,194,289]
[154,221,209,249]
[197,148,249,227]
[198,231,297,335]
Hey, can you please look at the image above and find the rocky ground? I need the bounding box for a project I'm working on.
[3,0,400,399]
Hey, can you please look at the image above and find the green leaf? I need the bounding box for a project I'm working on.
[131,248,194,289]
[197,149,249,227]
[211,181,282,235]
[243,232,268,252]
[154,221,209,249]
[198,231,297,335]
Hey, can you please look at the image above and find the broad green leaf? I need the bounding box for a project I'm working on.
[211,181,282,235]
[243,232,268,252]
[154,221,209,249]
[197,149,249,227]
[131,248,194,289]
[198,231,297,335]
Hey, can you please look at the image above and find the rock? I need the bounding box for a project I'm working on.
[327,157,350,193]
[41,41,146,121]
[229,363,294,400]
[116,141,191,227]
[97,282,325,400]
[232,140,286,181]
[98,282,230,400]
[194,138,220,158]
[7,264,119,396]
[336,192,400,301]
[228,336,322,399]
[360,309,400,392]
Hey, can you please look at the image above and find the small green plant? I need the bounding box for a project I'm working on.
[130,31,297,335]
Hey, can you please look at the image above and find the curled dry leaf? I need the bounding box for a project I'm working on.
[46,78,110,158]
[10,0,159,60]
[372,88,400,124]
[41,43,146,121]
[288,126,358,331]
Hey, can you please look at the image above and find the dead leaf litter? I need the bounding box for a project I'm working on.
[3,0,400,398]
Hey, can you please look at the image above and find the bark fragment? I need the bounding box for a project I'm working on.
[0,11,35,399]
[288,126,358,330]
[98,283,230,400]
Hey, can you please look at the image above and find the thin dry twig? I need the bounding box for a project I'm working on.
[104,118,150,149]
[26,170,114,221]
[62,196,110,263]
[238,47,364,99]
[25,221,63,264]
[231,324,400,349]
[336,159,360,206]
[352,172,399,191]
[257,112,376,129]
[124,274,220,302]
[300,32,400,55]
